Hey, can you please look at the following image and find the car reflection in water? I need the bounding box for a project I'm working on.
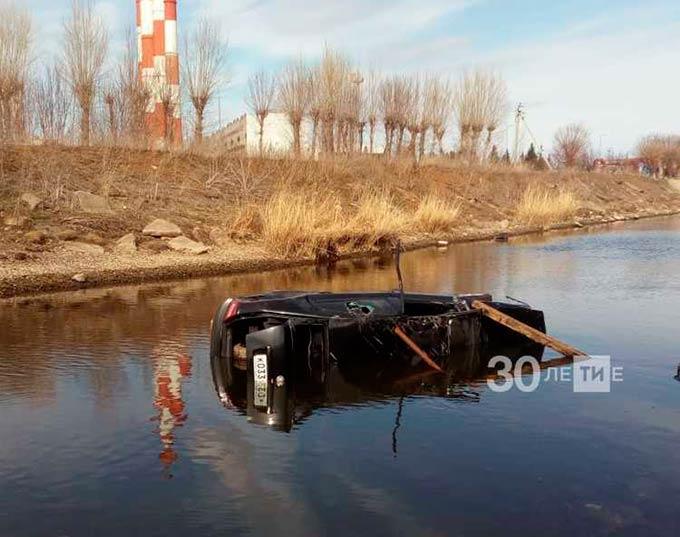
[210,332,545,435]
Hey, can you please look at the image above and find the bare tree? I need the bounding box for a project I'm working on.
[33,63,71,142]
[552,123,591,168]
[430,79,453,155]
[454,70,506,161]
[337,70,362,153]
[352,72,366,153]
[115,29,150,146]
[247,70,276,156]
[365,70,380,154]
[278,59,309,156]
[103,85,117,142]
[393,76,412,155]
[482,73,507,159]
[406,76,423,163]
[0,3,32,141]
[638,134,680,177]
[183,18,226,143]
[62,0,108,146]
[318,47,349,154]
[307,66,322,158]
[156,75,178,146]
[380,77,396,156]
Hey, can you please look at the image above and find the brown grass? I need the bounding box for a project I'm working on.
[516,184,578,224]
[413,193,461,232]
[259,189,343,257]
[351,189,406,241]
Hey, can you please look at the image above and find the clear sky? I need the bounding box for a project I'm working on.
[19,0,680,153]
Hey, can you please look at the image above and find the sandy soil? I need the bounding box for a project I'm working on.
[2,209,679,298]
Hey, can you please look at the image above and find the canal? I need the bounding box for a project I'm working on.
[1,217,679,536]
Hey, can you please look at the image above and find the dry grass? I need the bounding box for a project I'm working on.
[256,187,461,258]
[257,187,405,258]
[516,184,578,224]
[413,193,461,232]
[259,189,343,257]
[351,189,405,241]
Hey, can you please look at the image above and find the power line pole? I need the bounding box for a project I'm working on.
[513,103,524,163]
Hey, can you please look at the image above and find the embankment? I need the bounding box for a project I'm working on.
[1,145,679,298]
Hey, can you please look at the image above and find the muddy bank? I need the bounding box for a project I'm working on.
[2,209,678,299]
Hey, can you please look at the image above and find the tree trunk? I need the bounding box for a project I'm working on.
[258,124,264,156]
[369,122,375,154]
[383,123,392,156]
[80,104,91,146]
[195,107,205,143]
[311,119,318,158]
[293,119,301,157]
[396,126,405,155]
[419,129,426,159]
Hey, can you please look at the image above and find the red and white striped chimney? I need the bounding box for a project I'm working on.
[136,0,182,146]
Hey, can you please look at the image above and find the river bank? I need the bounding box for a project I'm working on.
[3,210,679,299]
[2,145,679,298]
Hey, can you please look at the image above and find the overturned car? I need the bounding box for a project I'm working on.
[209,291,546,423]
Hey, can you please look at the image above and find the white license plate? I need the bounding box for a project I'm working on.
[253,353,269,408]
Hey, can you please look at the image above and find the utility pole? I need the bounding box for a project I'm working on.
[513,103,524,163]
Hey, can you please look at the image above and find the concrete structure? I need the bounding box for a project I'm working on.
[216,113,296,156]
[136,0,182,145]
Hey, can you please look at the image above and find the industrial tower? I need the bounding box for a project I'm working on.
[136,0,182,145]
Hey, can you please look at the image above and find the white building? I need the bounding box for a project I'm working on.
[215,112,295,156]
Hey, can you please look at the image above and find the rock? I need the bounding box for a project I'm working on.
[142,240,170,253]
[167,235,209,255]
[20,193,42,211]
[73,191,112,214]
[436,240,449,247]
[25,230,48,244]
[80,232,107,246]
[143,218,182,238]
[55,229,79,241]
[114,233,137,254]
[494,232,509,242]
[4,216,28,227]
[72,273,87,283]
[209,227,233,247]
[498,219,510,230]
[190,226,208,243]
[64,242,105,255]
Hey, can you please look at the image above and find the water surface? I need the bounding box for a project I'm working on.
[1,217,679,537]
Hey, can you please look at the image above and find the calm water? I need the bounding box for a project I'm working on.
[1,217,680,537]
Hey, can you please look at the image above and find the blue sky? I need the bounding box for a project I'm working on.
[20,0,680,152]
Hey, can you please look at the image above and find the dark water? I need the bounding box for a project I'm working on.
[1,217,680,537]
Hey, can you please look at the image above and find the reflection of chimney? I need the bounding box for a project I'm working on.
[153,347,192,472]
[136,0,182,147]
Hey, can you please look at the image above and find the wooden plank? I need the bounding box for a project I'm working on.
[471,300,588,358]
[394,325,444,373]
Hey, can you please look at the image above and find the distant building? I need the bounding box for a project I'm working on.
[214,113,295,156]
[593,157,646,175]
